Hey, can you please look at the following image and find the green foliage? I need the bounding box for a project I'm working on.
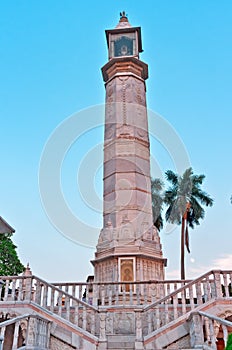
[151,167,213,279]
[151,178,164,231]
[164,167,213,228]
[225,333,232,350]
[0,234,24,276]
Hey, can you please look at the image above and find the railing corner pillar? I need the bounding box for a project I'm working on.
[99,310,107,342]
[189,312,204,348]
[135,308,144,349]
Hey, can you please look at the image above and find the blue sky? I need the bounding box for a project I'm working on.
[1,1,232,282]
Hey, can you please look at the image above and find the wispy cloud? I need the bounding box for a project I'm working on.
[166,254,232,280]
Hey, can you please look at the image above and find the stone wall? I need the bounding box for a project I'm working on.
[165,335,191,349]
[50,335,76,350]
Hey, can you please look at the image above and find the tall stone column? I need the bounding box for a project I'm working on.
[92,13,167,284]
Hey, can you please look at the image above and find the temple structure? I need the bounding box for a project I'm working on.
[0,13,231,350]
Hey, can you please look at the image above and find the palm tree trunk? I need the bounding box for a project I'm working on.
[181,217,185,280]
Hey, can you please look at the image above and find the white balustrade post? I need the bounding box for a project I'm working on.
[222,324,228,347]
[12,321,20,349]
[98,310,107,350]
[135,309,143,350]
[0,335,3,350]
[189,312,204,348]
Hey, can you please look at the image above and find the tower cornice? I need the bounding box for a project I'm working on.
[101,56,148,82]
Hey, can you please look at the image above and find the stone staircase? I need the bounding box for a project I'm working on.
[0,270,231,349]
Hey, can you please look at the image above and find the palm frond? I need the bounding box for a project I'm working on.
[165,170,178,186]
[151,177,164,230]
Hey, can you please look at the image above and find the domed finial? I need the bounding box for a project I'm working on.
[120,11,128,22]
[23,262,32,276]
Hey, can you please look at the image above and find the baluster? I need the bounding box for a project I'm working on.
[173,294,178,319]
[11,279,16,301]
[18,278,23,301]
[108,285,112,306]
[204,317,210,344]
[136,284,140,305]
[196,281,202,305]
[223,273,229,297]
[0,326,5,338]
[50,289,55,312]
[189,285,194,309]
[222,324,228,346]
[164,300,169,325]
[74,303,79,326]
[144,283,148,305]
[115,284,119,305]
[101,285,105,306]
[3,280,9,301]
[82,306,87,330]
[65,285,69,298]
[79,285,83,300]
[151,284,156,303]
[72,285,76,299]
[167,283,171,297]
[208,318,215,346]
[92,284,98,307]
[25,277,32,301]
[86,284,89,304]
[230,273,232,296]
[210,279,216,298]
[35,281,43,305]
[159,283,164,299]
[122,284,126,305]
[12,321,19,349]
[129,283,133,305]
[206,276,211,301]
[0,282,4,301]
[203,281,208,302]
[66,297,70,321]
[58,291,62,316]
[42,284,48,308]
[91,311,95,335]
[181,284,186,315]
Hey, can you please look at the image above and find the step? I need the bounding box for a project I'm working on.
[107,335,135,349]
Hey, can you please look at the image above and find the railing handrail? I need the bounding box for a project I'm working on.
[0,274,98,312]
[52,279,193,286]
[0,313,49,328]
[198,311,232,327]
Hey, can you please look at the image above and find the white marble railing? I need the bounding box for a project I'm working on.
[0,275,100,337]
[190,311,232,349]
[142,270,232,335]
[0,269,231,345]
[52,279,192,306]
[0,313,50,349]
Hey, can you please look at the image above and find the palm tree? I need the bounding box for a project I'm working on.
[164,167,213,280]
[151,178,164,231]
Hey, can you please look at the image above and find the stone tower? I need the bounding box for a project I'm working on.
[92,13,167,284]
